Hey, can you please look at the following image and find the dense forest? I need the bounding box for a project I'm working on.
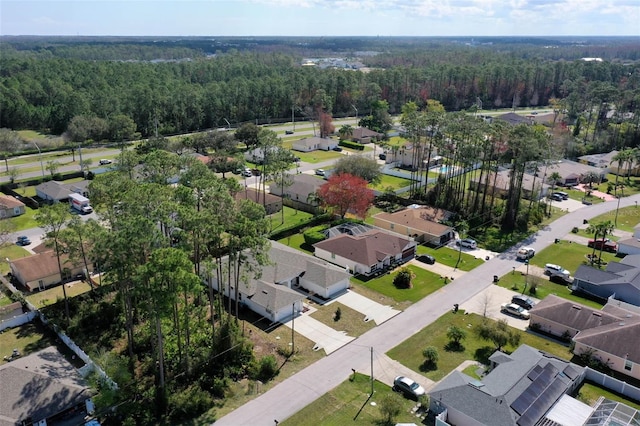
[1,36,639,137]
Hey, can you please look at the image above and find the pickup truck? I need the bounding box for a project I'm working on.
[587,238,617,252]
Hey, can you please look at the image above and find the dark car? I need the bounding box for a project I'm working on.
[511,295,535,310]
[332,146,343,152]
[16,236,31,246]
[550,274,572,285]
[587,238,617,252]
[549,193,563,201]
[379,153,386,160]
[285,130,294,135]
[416,254,435,265]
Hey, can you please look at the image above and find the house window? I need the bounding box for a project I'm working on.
[625,359,633,371]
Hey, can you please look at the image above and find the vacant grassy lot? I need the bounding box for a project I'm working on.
[0,244,31,274]
[370,174,413,191]
[582,205,640,233]
[416,245,485,271]
[528,239,620,274]
[296,150,342,164]
[576,381,640,410]
[496,272,604,309]
[281,373,420,426]
[351,264,445,303]
[25,281,94,308]
[387,311,572,382]
[310,302,375,337]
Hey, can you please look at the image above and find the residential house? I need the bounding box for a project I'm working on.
[0,346,94,426]
[373,205,455,246]
[35,180,91,202]
[243,146,280,164]
[206,242,350,322]
[617,223,640,255]
[291,136,336,152]
[234,187,282,215]
[470,170,550,201]
[578,150,619,172]
[351,127,383,144]
[545,160,606,187]
[268,173,325,205]
[571,254,640,306]
[429,344,586,426]
[313,230,416,276]
[9,250,85,292]
[384,142,433,169]
[0,194,25,218]
[529,295,640,381]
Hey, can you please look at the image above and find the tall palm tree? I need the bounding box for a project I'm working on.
[338,124,354,141]
[586,220,615,266]
[611,149,634,197]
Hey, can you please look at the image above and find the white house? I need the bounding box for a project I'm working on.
[291,136,337,152]
[617,223,640,255]
[243,146,279,164]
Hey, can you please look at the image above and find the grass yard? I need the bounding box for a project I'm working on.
[387,311,572,382]
[309,302,375,337]
[281,373,420,426]
[582,206,640,233]
[0,287,13,307]
[14,185,38,197]
[575,381,640,410]
[8,207,40,231]
[277,232,315,255]
[596,174,640,198]
[370,174,413,191]
[0,244,32,274]
[295,150,342,164]
[25,281,94,308]
[0,322,57,362]
[268,206,314,235]
[528,239,620,274]
[416,245,485,272]
[496,271,604,309]
[564,187,605,205]
[351,264,446,303]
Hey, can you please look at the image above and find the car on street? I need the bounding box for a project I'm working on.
[99,159,112,165]
[500,303,530,319]
[285,130,294,135]
[393,376,425,400]
[16,236,31,246]
[516,247,535,260]
[416,254,435,265]
[315,169,325,176]
[587,238,618,252]
[544,263,571,280]
[242,169,253,177]
[456,238,477,249]
[511,295,535,310]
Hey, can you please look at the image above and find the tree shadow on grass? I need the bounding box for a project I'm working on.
[474,346,495,365]
[419,361,438,373]
[444,342,465,352]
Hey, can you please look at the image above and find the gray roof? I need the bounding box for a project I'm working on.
[269,173,324,199]
[528,294,621,332]
[0,346,90,425]
[246,280,304,313]
[574,257,640,291]
[545,160,605,181]
[35,181,72,200]
[429,345,584,426]
[304,260,349,290]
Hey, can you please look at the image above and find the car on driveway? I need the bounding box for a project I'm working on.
[511,295,535,310]
[549,193,563,201]
[416,254,435,265]
[544,263,571,280]
[500,303,530,319]
[393,376,425,400]
[456,238,477,249]
[332,146,343,152]
[587,238,618,252]
[315,169,325,176]
[16,236,31,246]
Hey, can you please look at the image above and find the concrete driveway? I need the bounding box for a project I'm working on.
[408,259,466,280]
[329,290,400,325]
[281,305,355,355]
[458,284,538,331]
[549,198,586,212]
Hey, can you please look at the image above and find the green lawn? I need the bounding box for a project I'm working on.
[268,206,314,234]
[25,281,94,308]
[370,175,413,191]
[0,288,13,307]
[595,174,640,198]
[277,232,315,255]
[0,244,32,274]
[496,271,604,309]
[576,381,640,410]
[582,205,640,233]
[416,245,485,272]
[8,207,40,231]
[309,302,375,337]
[528,239,620,274]
[351,264,446,303]
[387,311,572,382]
[281,373,421,426]
[564,188,605,205]
[0,322,56,361]
[295,150,342,164]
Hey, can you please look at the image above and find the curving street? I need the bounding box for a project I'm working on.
[216,192,640,425]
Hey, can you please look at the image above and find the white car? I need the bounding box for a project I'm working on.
[501,303,530,319]
[99,159,112,165]
[456,238,477,249]
[545,263,570,279]
[315,169,325,176]
[517,247,535,260]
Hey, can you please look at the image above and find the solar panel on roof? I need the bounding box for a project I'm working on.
[562,365,580,380]
[519,379,568,426]
[511,390,537,415]
[527,364,543,381]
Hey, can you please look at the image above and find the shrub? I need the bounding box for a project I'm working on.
[303,230,326,245]
[379,393,403,424]
[256,355,278,382]
[167,383,215,423]
[334,307,342,321]
[393,267,413,289]
[338,140,365,150]
[572,227,579,233]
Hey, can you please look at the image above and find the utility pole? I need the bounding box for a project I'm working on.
[78,143,84,174]
[352,104,358,125]
[33,142,45,179]
[292,105,295,131]
[291,303,295,355]
[370,347,374,396]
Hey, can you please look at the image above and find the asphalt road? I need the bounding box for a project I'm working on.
[216,192,640,425]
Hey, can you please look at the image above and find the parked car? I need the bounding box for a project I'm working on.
[285,130,294,135]
[393,376,425,400]
[544,263,571,280]
[456,238,477,249]
[553,191,569,200]
[550,274,572,285]
[500,303,530,319]
[315,169,325,176]
[99,159,112,165]
[516,247,535,260]
[511,295,535,310]
[16,235,31,246]
[587,238,618,252]
[242,169,253,177]
[379,153,387,160]
[549,193,563,201]
[332,146,343,152]
[416,254,435,265]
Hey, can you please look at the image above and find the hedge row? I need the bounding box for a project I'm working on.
[338,140,365,150]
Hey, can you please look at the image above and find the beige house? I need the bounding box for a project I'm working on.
[0,194,26,218]
[351,127,383,144]
[470,170,550,201]
[269,173,325,205]
[373,205,455,246]
[234,187,282,215]
[9,250,85,292]
[291,136,337,152]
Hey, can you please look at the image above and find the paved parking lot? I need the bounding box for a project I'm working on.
[458,284,538,330]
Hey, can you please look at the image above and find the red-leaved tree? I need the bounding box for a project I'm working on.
[317,173,374,219]
[318,111,335,138]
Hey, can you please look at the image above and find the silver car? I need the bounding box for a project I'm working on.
[393,376,425,399]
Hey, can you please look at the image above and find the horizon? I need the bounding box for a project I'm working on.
[1,0,639,38]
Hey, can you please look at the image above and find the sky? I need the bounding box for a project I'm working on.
[1,0,639,37]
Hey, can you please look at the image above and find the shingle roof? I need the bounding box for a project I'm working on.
[470,170,550,193]
[246,280,304,313]
[304,260,349,290]
[269,173,324,199]
[496,112,534,126]
[0,194,25,209]
[35,181,72,200]
[374,206,454,237]
[10,250,80,283]
[529,295,621,331]
[574,321,640,364]
[545,160,605,181]
[574,259,640,291]
[352,127,383,139]
[234,187,281,206]
[0,346,90,425]
[313,230,414,267]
